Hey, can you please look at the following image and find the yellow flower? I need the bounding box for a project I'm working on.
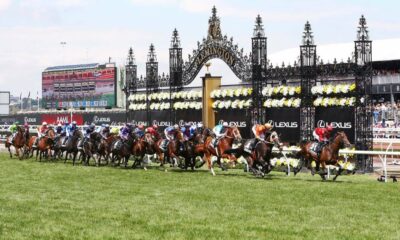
[295,86,301,94]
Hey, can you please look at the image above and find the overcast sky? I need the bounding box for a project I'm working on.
[0,0,399,96]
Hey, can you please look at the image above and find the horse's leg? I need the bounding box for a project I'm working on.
[64,151,68,163]
[204,154,215,176]
[319,161,327,181]
[333,165,343,181]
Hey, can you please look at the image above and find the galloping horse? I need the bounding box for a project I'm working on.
[298,131,351,180]
[204,126,243,175]
[64,130,82,166]
[36,128,56,161]
[82,132,102,166]
[6,126,26,159]
[243,131,282,177]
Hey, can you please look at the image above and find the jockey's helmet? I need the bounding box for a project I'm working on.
[138,124,144,130]
[24,123,29,127]
[197,123,203,128]
[42,122,47,126]
[15,121,19,125]
[264,123,273,130]
[72,121,77,125]
[326,124,333,132]
[105,124,110,128]
[222,122,229,127]
[57,123,62,127]
[174,124,179,129]
[152,124,158,130]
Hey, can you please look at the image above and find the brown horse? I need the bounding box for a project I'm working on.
[5,127,26,159]
[204,126,242,176]
[298,131,351,180]
[246,132,282,177]
[36,128,56,161]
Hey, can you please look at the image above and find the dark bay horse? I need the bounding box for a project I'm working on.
[298,131,351,180]
[82,132,102,166]
[243,131,282,177]
[204,126,242,176]
[36,128,56,161]
[64,130,82,166]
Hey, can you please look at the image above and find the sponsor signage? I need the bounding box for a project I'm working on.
[215,109,251,139]
[42,114,84,125]
[265,108,300,143]
[315,107,355,143]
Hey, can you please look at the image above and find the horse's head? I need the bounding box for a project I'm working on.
[334,131,351,149]
[47,128,55,139]
[227,126,242,143]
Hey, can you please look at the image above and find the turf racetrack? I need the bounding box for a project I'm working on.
[0,154,399,240]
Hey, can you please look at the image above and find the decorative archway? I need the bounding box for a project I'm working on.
[181,7,252,85]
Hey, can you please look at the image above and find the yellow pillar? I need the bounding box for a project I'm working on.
[202,74,221,128]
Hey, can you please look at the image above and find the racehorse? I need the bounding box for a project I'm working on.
[204,126,243,175]
[111,134,134,167]
[36,128,55,161]
[243,131,282,177]
[82,132,102,166]
[5,126,26,159]
[298,131,351,180]
[64,130,82,166]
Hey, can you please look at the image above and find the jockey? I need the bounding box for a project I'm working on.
[100,124,110,139]
[189,124,197,140]
[66,121,77,137]
[37,122,48,137]
[245,123,273,153]
[9,121,19,143]
[55,123,63,135]
[133,124,145,139]
[181,125,191,141]
[161,124,179,150]
[84,123,96,139]
[146,124,160,140]
[23,122,30,142]
[312,124,334,156]
[212,122,229,147]
[196,122,204,135]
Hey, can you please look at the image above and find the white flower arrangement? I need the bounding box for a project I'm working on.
[263,98,301,108]
[262,86,301,97]
[129,103,146,111]
[313,97,356,107]
[311,83,356,96]
[270,157,300,168]
[212,99,252,109]
[211,88,253,99]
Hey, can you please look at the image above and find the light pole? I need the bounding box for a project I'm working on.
[60,41,67,65]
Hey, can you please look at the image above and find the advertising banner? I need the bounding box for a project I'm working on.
[42,114,84,125]
[83,112,126,125]
[315,107,355,143]
[215,109,251,139]
[265,108,300,143]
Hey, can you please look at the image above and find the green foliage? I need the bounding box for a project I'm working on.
[0,154,399,240]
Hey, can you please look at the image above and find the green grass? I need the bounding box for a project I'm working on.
[0,154,399,240]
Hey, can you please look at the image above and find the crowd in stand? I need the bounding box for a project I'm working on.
[373,101,400,128]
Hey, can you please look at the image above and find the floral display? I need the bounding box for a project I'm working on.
[212,99,253,109]
[311,83,356,96]
[313,97,356,107]
[210,88,252,99]
[262,86,301,97]
[263,98,301,108]
[129,101,202,111]
[129,90,202,103]
[270,157,300,168]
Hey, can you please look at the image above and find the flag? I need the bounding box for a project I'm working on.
[27,91,30,98]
